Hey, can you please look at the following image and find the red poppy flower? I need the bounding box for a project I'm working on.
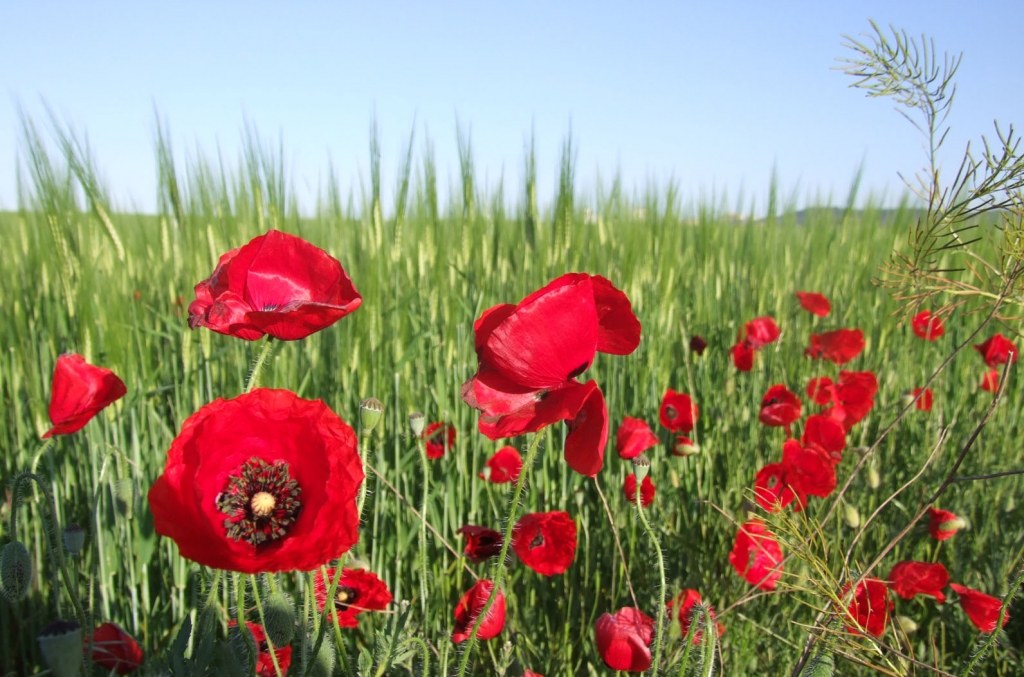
[949,583,1010,633]
[452,579,505,643]
[927,507,963,541]
[805,328,865,365]
[188,229,361,341]
[421,422,456,459]
[229,621,292,677]
[729,520,784,590]
[911,310,945,340]
[667,589,724,644]
[806,377,833,405]
[623,474,656,508]
[594,607,654,672]
[659,390,698,433]
[479,446,522,483]
[745,317,781,348]
[795,292,831,317]
[313,567,392,627]
[781,439,836,506]
[980,369,1000,393]
[456,525,504,563]
[843,579,892,637]
[616,417,660,460]
[88,623,143,675]
[44,353,127,438]
[887,561,949,603]
[974,333,1018,367]
[148,388,363,573]
[511,511,577,576]
[911,388,934,411]
[759,384,802,429]
[823,370,878,432]
[461,273,641,477]
[753,463,796,512]
[689,335,708,355]
[801,414,846,462]
[672,436,700,457]
[731,340,755,371]
[523,672,545,677]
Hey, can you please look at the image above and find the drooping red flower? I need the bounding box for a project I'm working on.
[421,422,456,459]
[511,511,577,576]
[927,507,963,541]
[823,370,878,432]
[452,579,505,643]
[729,520,784,590]
[753,463,796,512]
[806,376,834,405]
[731,340,755,371]
[461,273,641,477]
[88,623,143,675]
[887,561,949,603]
[667,589,724,644]
[594,607,654,672]
[313,567,392,627]
[949,583,1010,633]
[802,414,846,463]
[795,292,831,317]
[974,333,1018,367]
[659,390,698,433]
[805,328,865,365]
[456,525,504,563]
[759,384,802,429]
[188,229,361,341]
[980,369,1000,393]
[689,335,708,355]
[911,310,945,340]
[479,446,522,483]
[911,388,934,412]
[623,474,656,508]
[616,417,660,460]
[148,388,363,573]
[230,621,292,677]
[843,579,892,637]
[745,317,781,348]
[44,353,127,438]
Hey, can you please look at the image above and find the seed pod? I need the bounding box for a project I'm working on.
[261,592,295,647]
[408,412,426,437]
[37,619,82,677]
[0,541,33,601]
[63,524,86,557]
[631,454,651,482]
[359,398,384,434]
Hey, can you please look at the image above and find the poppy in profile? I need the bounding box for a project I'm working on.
[927,507,964,541]
[911,310,945,340]
[594,607,654,672]
[421,422,456,459]
[313,567,393,627]
[843,579,892,637]
[731,341,755,371]
[452,580,505,643]
[659,390,698,433]
[188,229,361,341]
[974,333,1018,367]
[44,353,127,438]
[911,388,934,411]
[980,369,1000,393]
[461,273,641,477]
[229,621,292,677]
[667,589,724,644]
[479,446,523,483]
[887,561,949,603]
[801,414,846,462]
[616,417,659,460]
[806,376,833,405]
[759,384,802,430]
[456,525,504,563]
[689,335,708,355]
[795,292,831,317]
[949,583,1010,633]
[512,511,577,576]
[88,622,143,675]
[623,474,656,508]
[729,520,784,590]
[805,328,865,365]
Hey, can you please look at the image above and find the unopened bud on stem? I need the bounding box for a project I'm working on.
[0,541,33,601]
[261,591,295,646]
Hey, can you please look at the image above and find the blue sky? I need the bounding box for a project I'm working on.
[2,2,1022,215]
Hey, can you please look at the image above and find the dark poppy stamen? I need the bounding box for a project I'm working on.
[567,362,590,380]
[530,533,545,549]
[334,586,359,612]
[665,405,678,420]
[217,457,302,547]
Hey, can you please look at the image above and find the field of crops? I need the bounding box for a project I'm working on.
[0,123,1021,676]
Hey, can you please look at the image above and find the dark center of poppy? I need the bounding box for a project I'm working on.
[335,586,359,612]
[567,361,590,380]
[217,457,302,547]
[765,398,779,407]
[765,475,779,490]
[427,429,446,446]
[665,405,678,420]
[530,532,545,549]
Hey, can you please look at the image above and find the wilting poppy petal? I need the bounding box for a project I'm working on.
[731,341,755,371]
[806,377,833,406]
[759,384,802,428]
[802,414,846,462]
[313,568,392,627]
[659,390,698,433]
[745,317,781,349]
[980,369,1000,393]
[594,607,654,672]
[479,446,523,483]
[667,589,723,645]
[623,474,656,508]
[911,311,945,340]
[887,561,949,603]
[229,622,293,677]
[949,583,1010,633]
[88,623,143,675]
[471,371,595,439]
[689,335,708,355]
[729,520,783,590]
[44,354,127,438]
[452,580,505,643]
[805,328,865,365]
[974,333,1018,367]
[753,463,796,512]
[843,579,892,637]
[927,507,963,541]
[591,274,643,355]
[911,388,934,412]
[564,385,609,477]
[456,525,504,563]
[616,417,660,460]
[421,422,456,459]
[512,512,577,576]
[795,292,830,317]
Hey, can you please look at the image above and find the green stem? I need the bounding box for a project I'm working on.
[250,576,285,677]
[234,572,257,675]
[418,436,430,619]
[305,564,348,677]
[202,570,223,613]
[675,614,699,677]
[244,336,275,393]
[405,636,430,677]
[636,480,666,676]
[456,432,543,677]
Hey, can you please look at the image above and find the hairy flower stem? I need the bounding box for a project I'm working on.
[636,482,667,676]
[244,336,275,393]
[250,576,285,677]
[418,436,430,620]
[305,565,351,677]
[234,572,257,674]
[456,432,543,677]
[675,612,700,677]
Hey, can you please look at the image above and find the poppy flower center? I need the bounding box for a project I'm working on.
[217,457,302,547]
[335,586,359,611]
[665,405,678,420]
[530,533,545,548]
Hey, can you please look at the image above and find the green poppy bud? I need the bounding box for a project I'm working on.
[843,504,860,529]
[359,398,384,434]
[896,615,918,634]
[114,477,134,519]
[867,459,880,490]
[261,591,295,647]
[0,541,33,601]
[408,412,426,437]
[63,523,86,557]
[309,637,336,677]
[631,454,651,482]
[37,619,82,677]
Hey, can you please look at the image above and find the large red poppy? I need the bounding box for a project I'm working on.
[911,311,945,340]
[148,388,363,573]
[667,589,723,645]
[461,273,641,477]
[659,390,698,433]
[729,520,783,590]
[421,422,456,459]
[511,511,577,576]
[759,384,802,429]
[456,525,504,563]
[974,333,1018,367]
[44,353,127,438]
[795,292,831,317]
[781,439,836,505]
[623,474,656,508]
[805,328,865,365]
[594,607,654,672]
[479,446,522,483]
[949,583,1010,633]
[616,417,660,460]
[88,623,143,675]
[313,567,392,627]
[452,580,505,643]
[886,561,949,603]
[927,507,963,541]
[801,414,846,462]
[843,579,892,637]
[230,621,292,677]
[821,371,878,432]
[188,229,361,341]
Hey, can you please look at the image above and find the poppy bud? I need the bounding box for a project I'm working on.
[574,487,585,508]
[0,541,34,601]
[37,619,83,677]
[309,637,336,677]
[1006,495,1016,512]
[900,391,915,408]
[896,615,918,634]
[113,478,134,519]
[408,412,425,437]
[843,504,860,529]
[631,454,651,483]
[63,523,86,556]
[359,398,384,434]
[261,591,295,647]
[673,436,701,457]
[867,462,880,490]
